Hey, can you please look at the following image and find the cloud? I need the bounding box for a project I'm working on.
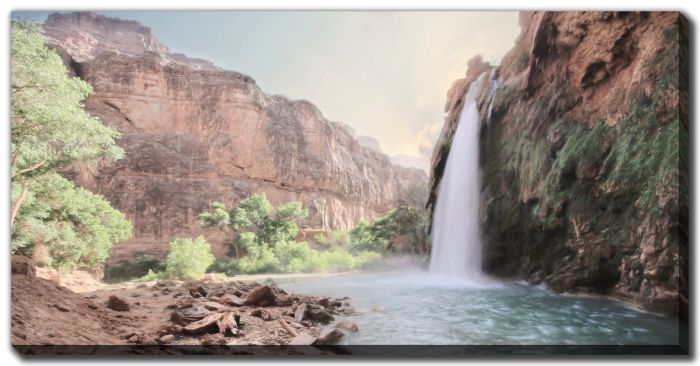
[416,118,445,158]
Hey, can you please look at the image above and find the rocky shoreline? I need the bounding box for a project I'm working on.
[12,256,359,354]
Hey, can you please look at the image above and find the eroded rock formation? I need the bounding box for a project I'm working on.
[428,12,687,316]
[42,12,427,263]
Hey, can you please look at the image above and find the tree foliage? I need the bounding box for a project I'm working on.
[198,193,308,258]
[164,236,216,280]
[10,22,131,270]
[349,206,429,254]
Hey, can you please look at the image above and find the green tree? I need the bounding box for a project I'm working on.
[11,22,124,226]
[10,22,131,269]
[165,236,216,280]
[199,193,307,257]
[198,201,238,256]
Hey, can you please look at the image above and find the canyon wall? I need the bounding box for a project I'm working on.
[43,12,426,263]
[428,12,687,316]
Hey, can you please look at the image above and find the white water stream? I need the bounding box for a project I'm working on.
[429,75,489,282]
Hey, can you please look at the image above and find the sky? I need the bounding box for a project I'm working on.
[15,11,520,171]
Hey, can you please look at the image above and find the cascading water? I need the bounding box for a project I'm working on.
[429,74,489,281]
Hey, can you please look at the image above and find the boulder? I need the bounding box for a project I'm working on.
[287,333,317,346]
[276,295,294,307]
[190,285,208,298]
[335,320,358,333]
[219,294,246,307]
[245,285,276,306]
[294,303,308,322]
[159,334,175,344]
[170,305,210,324]
[318,328,344,344]
[11,256,36,277]
[308,308,334,324]
[106,295,130,312]
[206,287,227,298]
[200,301,227,311]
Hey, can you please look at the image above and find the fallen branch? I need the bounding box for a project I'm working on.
[278,319,298,337]
[217,312,238,336]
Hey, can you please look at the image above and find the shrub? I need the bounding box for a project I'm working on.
[104,255,165,283]
[164,236,215,280]
[237,243,279,274]
[134,269,164,282]
[207,259,240,277]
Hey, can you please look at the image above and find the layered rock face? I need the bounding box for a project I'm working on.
[43,12,426,263]
[429,12,687,316]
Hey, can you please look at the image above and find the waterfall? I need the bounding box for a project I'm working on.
[429,74,489,282]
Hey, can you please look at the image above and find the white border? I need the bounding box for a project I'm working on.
[2,1,697,365]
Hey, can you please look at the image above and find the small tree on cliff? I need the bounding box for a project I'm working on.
[10,22,131,269]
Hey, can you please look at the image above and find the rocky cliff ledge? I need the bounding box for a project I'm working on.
[43,12,426,263]
[428,12,687,316]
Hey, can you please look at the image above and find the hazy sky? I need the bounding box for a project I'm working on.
[16,11,520,171]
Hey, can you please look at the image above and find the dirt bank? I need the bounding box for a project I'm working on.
[12,256,359,355]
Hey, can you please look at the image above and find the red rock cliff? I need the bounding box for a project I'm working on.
[43,12,427,263]
[429,12,687,316]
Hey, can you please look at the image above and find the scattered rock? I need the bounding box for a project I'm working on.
[294,303,307,322]
[335,320,358,333]
[318,298,331,308]
[318,328,344,344]
[245,285,276,306]
[219,294,246,307]
[276,295,294,307]
[51,303,70,312]
[158,324,183,336]
[206,287,226,298]
[200,333,227,345]
[106,295,130,312]
[251,308,274,321]
[308,308,334,324]
[159,334,175,344]
[142,337,159,346]
[85,294,99,299]
[201,301,227,311]
[287,333,317,346]
[183,313,222,335]
[87,303,98,310]
[170,305,211,324]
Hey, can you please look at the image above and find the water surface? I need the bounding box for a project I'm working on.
[278,270,679,345]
